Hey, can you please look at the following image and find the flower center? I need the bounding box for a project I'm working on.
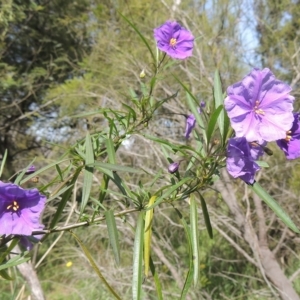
[6,200,20,212]
[253,100,265,115]
[169,38,177,48]
[285,130,292,142]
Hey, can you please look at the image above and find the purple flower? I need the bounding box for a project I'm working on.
[154,21,194,59]
[225,68,294,142]
[25,165,36,175]
[185,114,196,139]
[249,141,267,160]
[197,101,206,114]
[226,137,260,184]
[0,181,46,236]
[168,162,180,173]
[277,113,300,159]
[19,233,43,250]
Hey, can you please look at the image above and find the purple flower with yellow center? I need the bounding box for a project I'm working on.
[0,181,46,236]
[277,113,300,159]
[185,114,196,139]
[226,137,260,184]
[154,20,194,59]
[225,68,294,142]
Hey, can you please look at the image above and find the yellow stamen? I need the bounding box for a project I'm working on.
[285,130,292,142]
[169,38,177,47]
[7,200,20,212]
[254,100,265,115]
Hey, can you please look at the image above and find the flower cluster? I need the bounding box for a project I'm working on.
[225,68,298,184]
[0,181,45,249]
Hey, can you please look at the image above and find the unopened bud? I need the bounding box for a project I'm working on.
[168,162,180,174]
[140,69,146,78]
[25,165,36,175]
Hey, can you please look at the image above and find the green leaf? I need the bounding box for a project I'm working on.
[214,71,224,136]
[149,256,163,300]
[81,133,94,213]
[250,182,299,233]
[105,210,120,265]
[190,195,200,286]
[14,158,36,185]
[20,159,70,185]
[174,208,194,299]
[144,196,156,277]
[213,70,230,146]
[47,184,73,203]
[152,91,178,112]
[105,138,116,164]
[55,164,64,181]
[0,269,13,280]
[122,103,137,122]
[0,252,30,271]
[91,161,141,173]
[118,13,155,64]
[70,231,121,300]
[147,177,191,210]
[199,194,213,239]
[50,168,81,228]
[132,212,145,300]
[255,160,269,168]
[206,104,223,147]
[0,238,20,264]
[0,149,7,178]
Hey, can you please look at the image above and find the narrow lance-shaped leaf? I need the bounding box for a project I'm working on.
[0,149,7,178]
[213,70,230,146]
[132,212,145,300]
[118,12,156,63]
[199,193,213,239]
[174,208,194,299]
[190,195,200,286]
[91,161,142,173]
[250,182,299,233]
[50,168,82,228]
[105,210,121,265]
[147,177,191,210]
[70,231,121,300]
[0,269,13,280]
[20,158,70,185]
[0,252,30,271]
[14,158,36,185]
[149,256,163,300]
[81,133,94,213]
[206,104,224,148]
[105,138,116,164]
[214,70,224,136]
[144,196,156,277]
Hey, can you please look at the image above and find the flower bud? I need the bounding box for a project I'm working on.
[168,162,180,174]
[139,69,146,78]
[25,165,36,174]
